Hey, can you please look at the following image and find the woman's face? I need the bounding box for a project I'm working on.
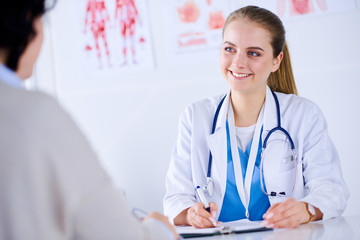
[220,18,282,96]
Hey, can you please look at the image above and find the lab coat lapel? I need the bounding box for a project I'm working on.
[262,86,282,195]
[207,92,230,204]
[263,86,278,134]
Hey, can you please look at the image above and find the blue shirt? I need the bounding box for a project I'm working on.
[218,121,270,221]
[0,64,23,88]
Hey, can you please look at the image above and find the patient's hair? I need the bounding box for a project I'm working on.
[0,0,49,71]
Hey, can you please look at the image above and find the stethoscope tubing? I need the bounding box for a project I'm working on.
[207,95,226,178]
[206,90,297,197]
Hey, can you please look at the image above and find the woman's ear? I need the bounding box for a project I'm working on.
[271,51,283,72]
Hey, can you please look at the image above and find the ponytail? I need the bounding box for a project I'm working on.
[267,42,298,95]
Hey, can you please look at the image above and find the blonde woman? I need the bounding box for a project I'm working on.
[164,5,349,229]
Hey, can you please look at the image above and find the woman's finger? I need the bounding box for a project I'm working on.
[263,200,310,228]
[209,202,218,218]
[188,202,215,228]
[264,198,297,221]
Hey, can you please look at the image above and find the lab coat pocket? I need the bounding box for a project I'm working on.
[277,166,297,194]
[279,153,296,172]
[262,131,299,196]
[263,131,295,173]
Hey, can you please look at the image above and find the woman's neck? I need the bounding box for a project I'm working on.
[231,88,266,127]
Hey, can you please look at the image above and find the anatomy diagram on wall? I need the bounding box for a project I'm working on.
[168,0,231,53]
[115,0,143,66]
[84,0,112,68]
[237,0,356,20]
[275,0,357,20]
[83,0,154,73]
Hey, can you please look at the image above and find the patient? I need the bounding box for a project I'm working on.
[0,1,177,239]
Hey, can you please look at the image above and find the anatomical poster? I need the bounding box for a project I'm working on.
[167,0,232,53]
[276,0,357,19]
[237,0,357,20]
[82,0,154,73]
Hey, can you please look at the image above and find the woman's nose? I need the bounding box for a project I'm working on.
[232,52,247,68]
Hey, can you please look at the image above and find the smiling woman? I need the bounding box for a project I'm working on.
[164,5,349,230]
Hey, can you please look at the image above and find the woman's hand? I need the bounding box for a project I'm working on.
[144,211,179,239]
[174,202,219,228]
[186,202,218,228]
[262,198,322,229]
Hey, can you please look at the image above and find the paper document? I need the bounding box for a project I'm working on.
[176,219,269,238]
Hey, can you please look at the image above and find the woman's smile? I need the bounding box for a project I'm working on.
[229,70,252,79]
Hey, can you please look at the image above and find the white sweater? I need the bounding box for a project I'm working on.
[0,78,171,240]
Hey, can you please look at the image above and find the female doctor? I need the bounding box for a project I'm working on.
[163,5,349,229]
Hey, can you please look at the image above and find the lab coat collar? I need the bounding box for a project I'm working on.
[211,86,278,132]
[212,89,231,132]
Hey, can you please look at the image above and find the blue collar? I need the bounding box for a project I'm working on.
[0,64,24,89]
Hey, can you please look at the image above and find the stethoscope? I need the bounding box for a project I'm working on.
[203,90,297,198]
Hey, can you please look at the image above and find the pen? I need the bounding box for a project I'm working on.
[196,186,217,227]
[196,186,210,211]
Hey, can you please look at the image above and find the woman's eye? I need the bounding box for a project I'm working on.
[224,47,234,52]
[248,51,260,57]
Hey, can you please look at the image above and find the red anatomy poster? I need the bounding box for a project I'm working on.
[240,0,357,20]
[83,0,154,72]
[168,0,231,53]
[277,0,357,19]
[277,0,328,17]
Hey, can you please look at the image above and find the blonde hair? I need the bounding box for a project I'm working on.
[223,6,298,95]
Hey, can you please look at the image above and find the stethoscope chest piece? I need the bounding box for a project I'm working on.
[203,177,214,196]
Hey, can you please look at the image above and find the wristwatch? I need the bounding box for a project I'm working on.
[304,202,316,223]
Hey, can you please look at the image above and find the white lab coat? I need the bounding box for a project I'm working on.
[164,86,349,223]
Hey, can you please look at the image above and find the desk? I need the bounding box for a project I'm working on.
[189,215,360,240]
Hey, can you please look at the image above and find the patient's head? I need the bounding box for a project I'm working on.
[0,0,54,79]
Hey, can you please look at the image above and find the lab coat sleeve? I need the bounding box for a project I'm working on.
[299,103,350,220]
[163,106,197,223]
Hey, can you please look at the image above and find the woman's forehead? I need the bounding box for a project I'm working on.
[223,20,272,45]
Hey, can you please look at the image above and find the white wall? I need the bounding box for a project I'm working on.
[34,0,360,216]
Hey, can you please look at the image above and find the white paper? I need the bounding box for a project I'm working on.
[176,219,264,235]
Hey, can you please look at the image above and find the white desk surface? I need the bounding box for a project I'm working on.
[187,215,360,240]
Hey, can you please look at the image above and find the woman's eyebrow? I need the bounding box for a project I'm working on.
[246,46,265,52]
[222,41,265,52]
[222,41,236,46]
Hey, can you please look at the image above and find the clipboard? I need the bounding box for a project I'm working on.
[175,219,271,238]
